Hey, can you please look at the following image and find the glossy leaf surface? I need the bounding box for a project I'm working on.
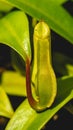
[6,76,73,130]
[4,0,73,43]
[0,10,31,61]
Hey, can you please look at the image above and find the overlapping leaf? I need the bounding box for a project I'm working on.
[4,0,73,43]
[5,76,73,130]
[0,87,14,118]
[1,71,35,97]
[0,0,13,12]
[1,71,26,96]
[0,1,73,129]
[0,10,31,61]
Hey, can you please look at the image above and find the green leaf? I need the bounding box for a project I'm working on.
[0,87,14,118]
[1,71,35,97]
[4,0,73,43]
[1,71,27,96]
[0,0,13,12]
[0,10,31,61]
[5,76,73,130]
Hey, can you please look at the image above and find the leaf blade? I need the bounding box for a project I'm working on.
[0,87,14,118]
[4,0,73,43]
[5,76,73,130]
[0,10,31,61]
[0,0,13,12]
[1,71,27,96]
